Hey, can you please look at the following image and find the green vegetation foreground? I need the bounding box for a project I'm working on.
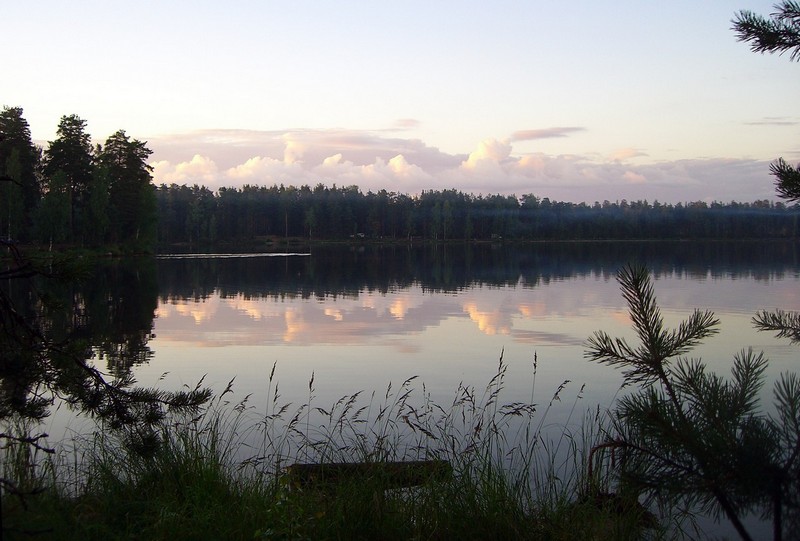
[2,360,662,541]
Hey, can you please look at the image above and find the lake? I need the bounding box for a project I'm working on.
[22,240,799,537]
[138,241,797,404]
[37,241,791,428]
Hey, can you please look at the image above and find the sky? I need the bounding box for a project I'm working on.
[4,1,799,203]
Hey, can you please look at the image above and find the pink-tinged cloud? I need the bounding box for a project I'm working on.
[622,171,647,184]
[609,148,648,161]
[151,154,219,185]
[150,129,463,173]
[511,127,586,141]
[461,138,513,172]
[462,302,511,336]
[148,128,780,203]
[393,118,421,130]
[151,274,799,350]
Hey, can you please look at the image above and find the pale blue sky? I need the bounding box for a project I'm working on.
[4,1,799,202]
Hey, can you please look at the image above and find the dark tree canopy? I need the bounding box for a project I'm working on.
[734,2,800,203]
[770,158,800,202]
[587,265,800,540]
[153,183,800,246]
[98,130,156,249]
[0,107,159,251]
[0,106,42,237]
[2,106,800,250]
[733,1,800,61]
[43,114,95,242]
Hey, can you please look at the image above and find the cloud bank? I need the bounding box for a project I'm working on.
[148,128,780,204]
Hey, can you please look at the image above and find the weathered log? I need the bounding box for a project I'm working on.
[284,460,452,490]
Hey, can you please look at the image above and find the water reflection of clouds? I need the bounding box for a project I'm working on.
[143,271,799,450]
[155,289,458,347]
[151,276,799,350]
[158,284,603,350]
[518,302,547,318]
[165,295,221,324]
[507,329,584,346]
[462,302,511,336]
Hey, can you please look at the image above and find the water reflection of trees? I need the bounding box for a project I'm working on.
[157,241,799,301]
[1,245,211,491]
[6,241,795,378]
[2,257,158,377]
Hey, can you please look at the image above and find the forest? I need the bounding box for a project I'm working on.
[157,182,800,246]
[3,106,799,252]
[1,107,157,251]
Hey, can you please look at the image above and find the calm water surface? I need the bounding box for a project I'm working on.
[37,241,796,538]
[122,242,799,426]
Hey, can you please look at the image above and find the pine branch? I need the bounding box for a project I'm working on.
[754,309,800,343]
[584,264,787,540]
[769,158,800,202]
[665,309,720,359]
[585,331,663,386]
[730,349,768,415]
[733,2,800,61]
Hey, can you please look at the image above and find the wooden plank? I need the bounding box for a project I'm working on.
[284,460,452,490]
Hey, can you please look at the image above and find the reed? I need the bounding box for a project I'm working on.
[1,354,667,540]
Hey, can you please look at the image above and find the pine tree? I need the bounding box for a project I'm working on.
[33,170,71,245]
[1,148,25,241]
[98,130,156,251]
[44,114,94,244]
[733,1,800,60]
[0,106,42,239]
[586,264,800,541]
[733,2,800,202]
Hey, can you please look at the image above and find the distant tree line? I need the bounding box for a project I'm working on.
[157,242,800,301]
[0,107,156,251]
[4,106,799,251]
[156,183,800,246]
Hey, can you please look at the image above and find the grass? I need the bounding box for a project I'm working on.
[1,355,672,540]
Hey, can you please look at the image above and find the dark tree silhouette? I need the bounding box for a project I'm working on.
[587,265,800,541]
[733,2,800,203]
[733,1,800,60]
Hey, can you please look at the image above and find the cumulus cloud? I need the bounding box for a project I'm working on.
[283,136,306,164]
[462,138,512,170]
[151,154,219,185]
[227,156,307,183]
[312,153,434,189]
[622,171,647,184]
[148,128,779,203]
[609,147,648,161]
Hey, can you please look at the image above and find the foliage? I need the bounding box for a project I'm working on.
[43,115,95,244]
[2,360,663,540]
[770,158,800,203]
[733,2,800,203]
[97,130,157,250]
[586,264,800,541]
[733,1,800,61]
[4,107,800,249]
[33,170,71,244]
[2,108,157,252]
[0,106,42,238]
[733,20,800,524]
[154,182,800,246]
[1,148,25,241]
[0,242,212,524]
[754,309,800,343]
